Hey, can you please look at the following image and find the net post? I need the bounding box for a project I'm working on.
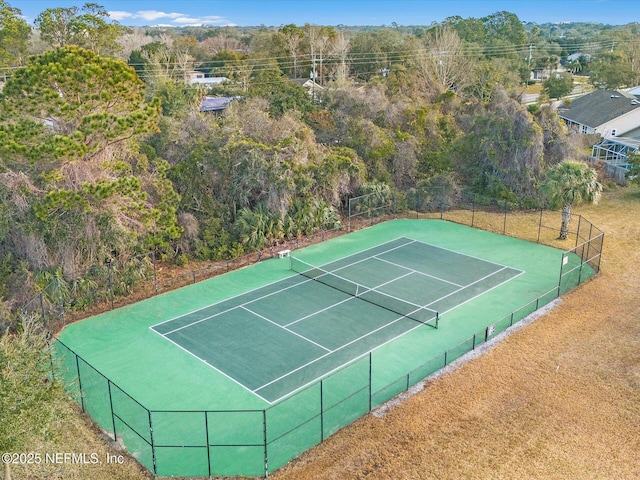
[435,312,439,329]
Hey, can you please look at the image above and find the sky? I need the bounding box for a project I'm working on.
[10,0,638,28]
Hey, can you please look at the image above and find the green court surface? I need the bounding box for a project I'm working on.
[53,219,595,477]
[150,237,522,403]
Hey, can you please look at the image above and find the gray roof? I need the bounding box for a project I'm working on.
[199,96,238,112]
[558,89,640,128]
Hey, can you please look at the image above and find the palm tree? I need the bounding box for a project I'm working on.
[541,161,602,240]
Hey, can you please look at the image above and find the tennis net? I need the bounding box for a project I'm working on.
[290,256,439,329]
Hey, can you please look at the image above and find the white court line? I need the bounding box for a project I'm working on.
[372,255,464,288]
[253,310,415,395]
[284,296,354,327]
[152,235,526,404]
[240,306,332,353]
[434,268,526,316]
[148,326,268,401]
[151,236,415,333]
[409,237,524,271]
[253,266,527,402]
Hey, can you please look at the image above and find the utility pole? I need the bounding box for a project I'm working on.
[310,59,317,104]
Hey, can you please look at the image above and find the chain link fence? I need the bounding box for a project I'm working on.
[34,188,604,477]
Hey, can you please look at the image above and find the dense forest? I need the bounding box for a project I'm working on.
[0,2,639,330]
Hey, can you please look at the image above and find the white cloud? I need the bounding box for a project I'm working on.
[108,11,134,21]
[136,10,184,21]
[107,9,232,26]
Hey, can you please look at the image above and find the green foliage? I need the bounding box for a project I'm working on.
[541,160,602,239]
[34,2,128,56]
[626,152,640,186]
[0,315,69,453]
[346,119,395,182]
[248,65,314,116]
[541,160,602,210]
[542,73,574,99]
[194,217,243,261]
[142,158,183,253]
[449,87,544,201]
[2,46,160,165]
[0,0,30,68]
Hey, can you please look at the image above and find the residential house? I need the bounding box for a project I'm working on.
[292,78,323,99]
[558,89,640,137]
[559,88,640,184]
[188,71,229,88]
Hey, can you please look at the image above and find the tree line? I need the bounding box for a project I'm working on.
[0,2,630,329]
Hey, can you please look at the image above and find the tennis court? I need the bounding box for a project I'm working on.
[53,219,599,477]
[151,237,522,403]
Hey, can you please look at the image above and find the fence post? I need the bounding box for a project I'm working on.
[471,202,475,227]
[320,380,325,441]
[503,200,508,235]
[107,380,117,441]
[575,215,582,248]
[56,276,65,324]
[75,355,85,412]
[596,233,605,274]
[368,352,373,412]
[151,251,158,295]
[205,412,212,478]
[558,252,566,295]
[148,409,157,476]
[537,208,543,244]
[263,410,269,478]
[106,259,114,310]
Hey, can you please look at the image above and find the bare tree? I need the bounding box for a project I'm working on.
[200,35,245,56]
[306,25,336,85]
[279,24,304,78]
[116,28,154,60]
[414,26,472,97]
[332,31,351,86]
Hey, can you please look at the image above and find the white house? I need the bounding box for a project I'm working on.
[558,89,640,138]
[559,88,640,184]
[188,71,229,88]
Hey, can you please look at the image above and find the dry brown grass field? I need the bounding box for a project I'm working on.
[8,184,639,480]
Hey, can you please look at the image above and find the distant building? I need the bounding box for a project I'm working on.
[558,89,640,138]
[188,71,230,88]
[560,87,640,185]
[199,96,239,113]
